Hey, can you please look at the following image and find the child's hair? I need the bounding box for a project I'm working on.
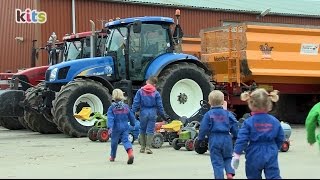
[146,76,158,85]
[112,89,126,101]
[208,90,225,106]
[241,88,279,112]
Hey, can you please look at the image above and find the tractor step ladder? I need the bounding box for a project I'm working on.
[227,26,241,87]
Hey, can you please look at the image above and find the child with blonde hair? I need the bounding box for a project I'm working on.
[198,90,239,179]
[107,89,136,164]
[231,88,285,179]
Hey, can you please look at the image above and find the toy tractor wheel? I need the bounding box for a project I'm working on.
[194,137,207,154]
[172,138,181,150]
[157,62,214,121]
[97,128,109,142]
[0,117,25,130]
[88,127,99,141]
[185,139,194,151]
[151,133,164,148]
[280,141,290,152]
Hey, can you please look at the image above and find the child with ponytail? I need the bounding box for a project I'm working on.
[231,88,285,179]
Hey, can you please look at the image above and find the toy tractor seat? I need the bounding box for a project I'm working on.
[161,120,183,132]
[74,107,92,120]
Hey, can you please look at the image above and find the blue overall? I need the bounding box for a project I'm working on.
[107,101,136,158]
[233,113,285,179]
[198,106,239,179]
[132,84,165,135]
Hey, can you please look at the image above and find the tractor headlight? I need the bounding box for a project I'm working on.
[49,68,58,81]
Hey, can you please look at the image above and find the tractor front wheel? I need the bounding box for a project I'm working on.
[0,117,25,130]
[52,79,112,137]
[24,84,60,134]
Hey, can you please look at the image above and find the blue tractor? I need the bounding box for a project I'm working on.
[40,13,214,137]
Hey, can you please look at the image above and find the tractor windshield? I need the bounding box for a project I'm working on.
[64,41,82,61]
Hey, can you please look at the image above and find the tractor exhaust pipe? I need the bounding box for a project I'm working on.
[89,20,96,58]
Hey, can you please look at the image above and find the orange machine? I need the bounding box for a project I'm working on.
[201,23,320,123]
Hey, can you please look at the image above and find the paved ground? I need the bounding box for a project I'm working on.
[0,125,319,179]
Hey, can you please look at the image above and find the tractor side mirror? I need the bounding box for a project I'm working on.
[173,24,184,39]
[132,20,142,33]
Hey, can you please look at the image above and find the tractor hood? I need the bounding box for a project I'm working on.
[46,57,114,84]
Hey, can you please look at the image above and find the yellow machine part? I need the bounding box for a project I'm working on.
[161,120,183,132]
[73,107,92,120]
[200,24,320,85]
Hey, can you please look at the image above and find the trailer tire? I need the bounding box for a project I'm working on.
[0,117,25,130]
[53,79,112,138]
[158,62,214,120]
[24,84,60,134]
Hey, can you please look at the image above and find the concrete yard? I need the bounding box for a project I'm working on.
[0,125,319,179]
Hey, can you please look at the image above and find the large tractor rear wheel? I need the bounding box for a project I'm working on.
[52,79,112,138]
[0,117,25,130]
[158,62,214,120]
[24,84,60,134]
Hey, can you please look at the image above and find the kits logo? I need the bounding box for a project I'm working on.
[16,8,47,24]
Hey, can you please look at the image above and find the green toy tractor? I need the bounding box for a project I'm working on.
[171,121,201,151]
[74,107,109,142]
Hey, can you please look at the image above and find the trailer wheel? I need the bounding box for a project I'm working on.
[158,62,214,120]
[24,84,60,134]
[52,79,112,138]
[0,117,25,130]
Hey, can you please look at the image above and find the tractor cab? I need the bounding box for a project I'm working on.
[104,16,177,81]
[63,31,107,61]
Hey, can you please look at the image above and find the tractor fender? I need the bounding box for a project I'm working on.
[144,53,210,79]
[75,75,114,93]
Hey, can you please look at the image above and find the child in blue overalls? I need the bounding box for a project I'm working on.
[231,88,285,179]
[107,89,136,164]
[198,90,239,179]
[132,76,168,154]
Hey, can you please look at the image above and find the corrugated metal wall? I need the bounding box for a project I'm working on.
[0,0,36,72]
[39,0,72,66]
[75,0,320,37]
[2,0,320,72]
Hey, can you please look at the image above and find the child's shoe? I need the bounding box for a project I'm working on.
[127,148,134,164]
[109,156,115,162]
[226,173,233,179]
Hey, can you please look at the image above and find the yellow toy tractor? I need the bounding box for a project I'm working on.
[74,107,109,142]
[151,120,184,148]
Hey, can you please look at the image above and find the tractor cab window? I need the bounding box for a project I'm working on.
[106,27,128,78]
[128,23,171,81]
[64,41,82,61]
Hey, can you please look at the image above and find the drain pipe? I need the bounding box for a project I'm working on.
[72,0,76,33]
[90,20,96,58]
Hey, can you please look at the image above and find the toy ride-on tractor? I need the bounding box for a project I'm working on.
[151,120,184,148]
[280,121,291,152]
[74,107,109,142]
[172,121,201,151]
